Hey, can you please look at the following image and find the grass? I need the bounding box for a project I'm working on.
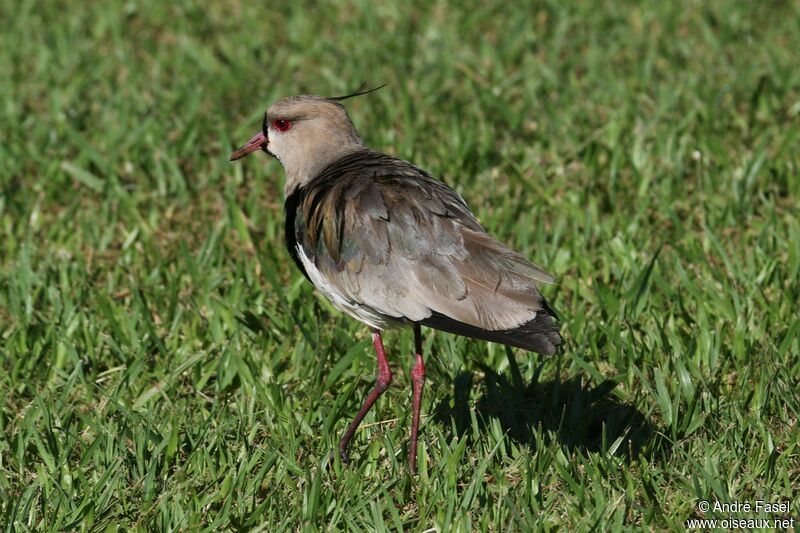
[1,0,799,529]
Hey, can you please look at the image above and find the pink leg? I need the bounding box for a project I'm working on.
[338,330,393,463]
[409,323,426,474]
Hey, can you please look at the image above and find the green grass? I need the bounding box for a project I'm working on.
[2,0,799,530]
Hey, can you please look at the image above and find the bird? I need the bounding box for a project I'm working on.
[230,86,562,474]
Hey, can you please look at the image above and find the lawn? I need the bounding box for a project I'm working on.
[1,0,799,530]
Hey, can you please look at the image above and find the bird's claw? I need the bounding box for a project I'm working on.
[338,446,350,465]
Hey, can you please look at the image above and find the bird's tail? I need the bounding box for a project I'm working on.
[419,299,562,355]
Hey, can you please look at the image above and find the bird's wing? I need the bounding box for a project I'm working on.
[292,150,561,354]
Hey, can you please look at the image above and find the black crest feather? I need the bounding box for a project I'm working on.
[327,82,388,102]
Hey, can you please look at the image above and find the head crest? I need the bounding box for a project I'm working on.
[327,82,388,102]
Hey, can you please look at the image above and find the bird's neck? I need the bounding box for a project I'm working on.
[282,143,364,197]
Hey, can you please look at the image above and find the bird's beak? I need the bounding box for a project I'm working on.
[229,131,268,161]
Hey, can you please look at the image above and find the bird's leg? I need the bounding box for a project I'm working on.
[338,330,393,463]
[409,323,426,474]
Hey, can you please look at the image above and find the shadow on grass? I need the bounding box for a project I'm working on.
[433,349,668,461]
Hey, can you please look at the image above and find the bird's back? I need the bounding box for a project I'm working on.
[285,149,562,355]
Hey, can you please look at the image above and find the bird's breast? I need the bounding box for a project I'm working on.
[295,244,401,330]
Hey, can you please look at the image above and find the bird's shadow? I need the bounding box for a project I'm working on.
[433,350,667,461]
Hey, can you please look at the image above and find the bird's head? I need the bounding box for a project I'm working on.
[230,86,383,195]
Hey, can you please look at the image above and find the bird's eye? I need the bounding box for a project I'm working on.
[272,119,292,132]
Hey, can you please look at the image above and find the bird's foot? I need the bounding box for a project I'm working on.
[339,451,349,465]
[325,448,350,472]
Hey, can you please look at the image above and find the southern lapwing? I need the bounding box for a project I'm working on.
[230,88,562,474]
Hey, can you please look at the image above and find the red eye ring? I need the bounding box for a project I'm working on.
[272,118,292,132]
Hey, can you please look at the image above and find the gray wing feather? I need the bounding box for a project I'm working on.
[295,150,559,349]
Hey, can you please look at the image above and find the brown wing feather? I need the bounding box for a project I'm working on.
[293,149,561,353]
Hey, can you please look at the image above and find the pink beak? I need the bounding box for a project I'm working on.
[229,131,268,161]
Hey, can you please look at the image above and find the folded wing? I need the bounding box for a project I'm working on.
[292,150,562,355]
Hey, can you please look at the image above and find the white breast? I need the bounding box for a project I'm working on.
[296,245,399,330]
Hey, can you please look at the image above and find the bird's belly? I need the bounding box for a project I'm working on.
[296,245,403,330]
